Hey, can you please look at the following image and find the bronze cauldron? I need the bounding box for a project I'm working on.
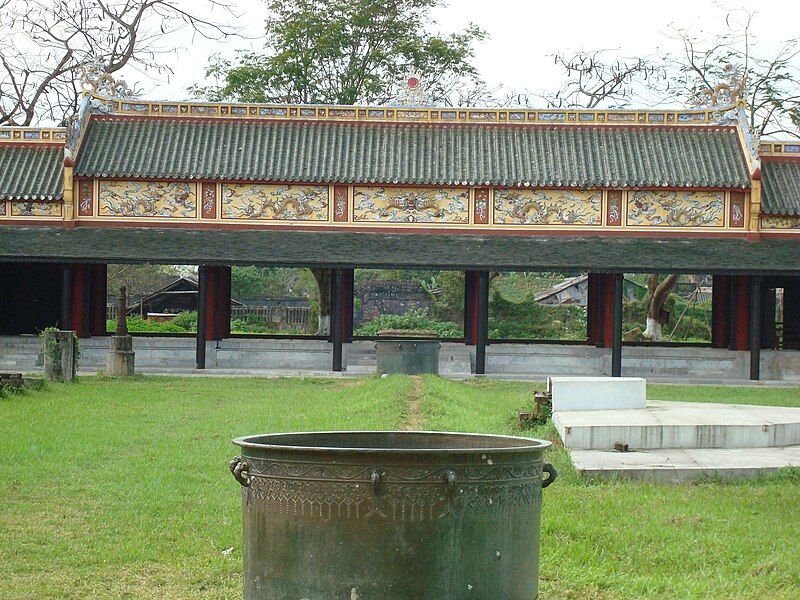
[231,431,555,599]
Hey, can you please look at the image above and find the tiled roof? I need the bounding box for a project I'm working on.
[762,159,800,216]
[0,144,63,200]
[2,226,798,273]
[74,118,750,189]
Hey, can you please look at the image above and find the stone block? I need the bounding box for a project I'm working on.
[105,334,135,376]
[548,376,646,411]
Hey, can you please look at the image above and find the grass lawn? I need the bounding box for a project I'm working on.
[0,376,798,599]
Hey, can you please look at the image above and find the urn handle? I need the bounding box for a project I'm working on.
[370,468,385,495]
[230,456,251,487]
[542,463,557,489]
[441,469,457,493]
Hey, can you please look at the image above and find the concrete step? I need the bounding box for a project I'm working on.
[570,446,800,482]
[554,401,800,450]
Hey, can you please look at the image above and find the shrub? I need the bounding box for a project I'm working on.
[170,311,198,330]
[355,309,462,338]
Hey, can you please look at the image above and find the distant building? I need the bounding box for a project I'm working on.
[355,280,433,326]
[124,276,244,317]
[535,275,644,307]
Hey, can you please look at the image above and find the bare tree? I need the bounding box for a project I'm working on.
[664,9,800,137]
[0,0,238,126]
[537,50,666,109]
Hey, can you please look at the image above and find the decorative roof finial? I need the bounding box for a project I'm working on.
[396,73,432,107]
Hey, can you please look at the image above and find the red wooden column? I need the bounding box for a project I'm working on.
[199,265,232,341]
[464,271,480,345]
[587,273,616,348]
[65,263,108,338]
[730,275,752,351]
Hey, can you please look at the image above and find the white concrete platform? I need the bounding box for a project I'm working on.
[554,400,800,450]
[548,376,646,411]
[570,446,800,482]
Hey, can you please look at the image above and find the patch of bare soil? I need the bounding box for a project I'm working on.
[403,376,425,431]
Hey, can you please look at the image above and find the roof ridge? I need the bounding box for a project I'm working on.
[87,93,734,128]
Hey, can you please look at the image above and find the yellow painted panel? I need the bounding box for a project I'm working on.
[10,202,62,217]
[627,190,725,227]
[352,186,469,224]
[761,215,800,230]
[98,181,197,218]
[493,189,602,225]
[221,184,329,221]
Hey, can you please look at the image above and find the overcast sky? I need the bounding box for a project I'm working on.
[126,0,798,107]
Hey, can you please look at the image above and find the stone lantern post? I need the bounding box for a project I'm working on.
[105,286,135,376]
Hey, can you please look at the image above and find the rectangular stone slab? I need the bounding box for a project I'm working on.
[548,376,647,411]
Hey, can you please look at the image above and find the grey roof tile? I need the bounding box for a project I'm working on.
[0,145,63,200]
[74,119,751,189]
[762,159,800,216]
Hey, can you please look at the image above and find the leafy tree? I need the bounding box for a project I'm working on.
[194,0,486,106]
[231,266,268,300]
[194,0,487,333]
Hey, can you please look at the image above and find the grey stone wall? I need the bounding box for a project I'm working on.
[1,336,798,382]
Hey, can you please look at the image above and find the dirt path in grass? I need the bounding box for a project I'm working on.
[402,376,425,430]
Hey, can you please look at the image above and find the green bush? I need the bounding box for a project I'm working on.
[354,309,462,338]
[489,289,587,340]
[106,316,189,334]
[170,311,198,330]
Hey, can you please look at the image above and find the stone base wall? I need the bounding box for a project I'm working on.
[1,336,798,382]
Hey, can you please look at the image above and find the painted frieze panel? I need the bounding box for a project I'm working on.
[98,181,197,218]
[333,185,349,222]
[729,191,746,228]
[0,201,5,216]
[201,182,217,219]
[626,190,725,227]
[761,215,800,230]
[221,183,329,221]
[10,202,62,217]
[473,188,490,224]
[352,186,469,224]
[78,180,93,216]
[606,190,623,226]
[493,189,602,226]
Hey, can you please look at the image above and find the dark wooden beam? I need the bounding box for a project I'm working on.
[749,276,762,381]
[611,273,623,377]
[60,264,73,330]
[475,270,489,375]
[196,265,208,370]
[331,268,344,372]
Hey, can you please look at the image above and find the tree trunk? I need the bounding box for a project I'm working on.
[644,274,679,341]
[311,268,331,335]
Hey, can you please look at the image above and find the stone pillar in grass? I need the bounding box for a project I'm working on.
[42,329,78,382]
[105,286,135,377]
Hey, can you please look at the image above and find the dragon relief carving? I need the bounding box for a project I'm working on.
[494,189,602,225]
[222,184,328,221]
[98,181,197,218]
[353,187,469,223]
[627,190,725,227]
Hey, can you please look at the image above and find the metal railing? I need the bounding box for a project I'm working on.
[107,304,312,329]
[231,306,311,328]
